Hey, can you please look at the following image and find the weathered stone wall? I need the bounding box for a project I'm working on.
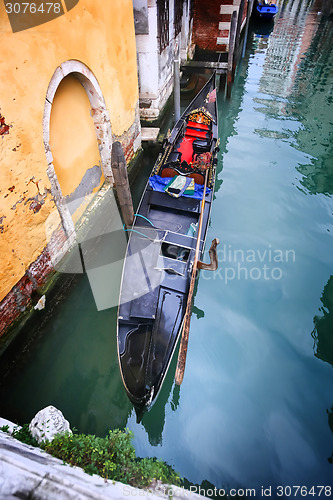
[0,0,141,339]
[115,103,142,164]
[134,0,193,120]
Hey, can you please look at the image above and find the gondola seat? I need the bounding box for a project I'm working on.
[159,164,205,186]
[193,139,211,153]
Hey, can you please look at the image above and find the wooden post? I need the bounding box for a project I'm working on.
[226,10,238,99]
[242,0,255,59]
[218,70,227,94]
[234,0,247,64]
[111,141,134,228]
[174,169,209,386]
[174,57,181,123]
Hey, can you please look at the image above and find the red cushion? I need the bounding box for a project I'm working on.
[185,128,210,139]
[176,137,194,163]
[187,120,209,131]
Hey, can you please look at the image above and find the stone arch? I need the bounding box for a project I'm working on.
[43,60,114,243]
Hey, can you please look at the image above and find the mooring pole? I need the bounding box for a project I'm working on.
[174,41,181,123]
[111,141,134,229]
[235,0,246,64]
[242,0,255,59]
[226,10,238,99]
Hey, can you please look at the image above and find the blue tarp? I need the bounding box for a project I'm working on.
[149,175,211,200]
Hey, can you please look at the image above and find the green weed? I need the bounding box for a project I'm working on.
[42,428,180,488]
[1,422,180,488]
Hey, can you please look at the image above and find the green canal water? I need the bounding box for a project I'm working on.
[1,0,333,494]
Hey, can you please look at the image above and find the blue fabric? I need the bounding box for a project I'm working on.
[149,175,211,199]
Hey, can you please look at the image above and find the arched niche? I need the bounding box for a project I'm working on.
[43,60,114,243]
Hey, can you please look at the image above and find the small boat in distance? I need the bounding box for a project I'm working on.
[254,0,278,21]
[117,73,219,411]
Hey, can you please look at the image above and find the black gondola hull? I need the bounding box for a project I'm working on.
[117,74,218,409]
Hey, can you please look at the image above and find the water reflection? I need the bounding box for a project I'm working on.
[311,277,333,464]
[252,20,274,39]
[135,352,179,445]
[251,0,333,196]
[0,273,133,435]
[192,305,205,319]
[289,16,333,195]
[171,384,180,411]
[311,276,333,367]
[328,407,333,464]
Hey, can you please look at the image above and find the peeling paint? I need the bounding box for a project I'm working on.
[64,164,102,216]
[0,113,10,136]
[25,188,51,214]
[11,198,25,211]
[29,201,42,213]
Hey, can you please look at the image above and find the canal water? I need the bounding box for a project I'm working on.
[1,0,333,494]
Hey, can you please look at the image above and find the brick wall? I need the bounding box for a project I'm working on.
[193,0,247,53]
[0,247,55,338]
[193,0,222,51]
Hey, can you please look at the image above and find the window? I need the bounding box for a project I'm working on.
[174,0,183,37]
[157,0,169,53]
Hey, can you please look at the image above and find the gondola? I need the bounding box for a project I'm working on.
[117,73,219,410]
[254,1,278,21]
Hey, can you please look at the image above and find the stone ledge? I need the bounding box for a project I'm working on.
[0,430,206,500]
[141,127,160,141]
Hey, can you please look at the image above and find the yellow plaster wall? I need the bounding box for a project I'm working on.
[50,75,102,199]
[0,0,139,302]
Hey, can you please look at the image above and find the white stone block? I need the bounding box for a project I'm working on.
[219,21,230,30]
[34,295,46,311]
[133,132,142,152]
[29,406,72,444]
[217,37,230,45]
[220,4,239,14]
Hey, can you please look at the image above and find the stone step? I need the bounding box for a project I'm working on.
[141,127,160,142]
